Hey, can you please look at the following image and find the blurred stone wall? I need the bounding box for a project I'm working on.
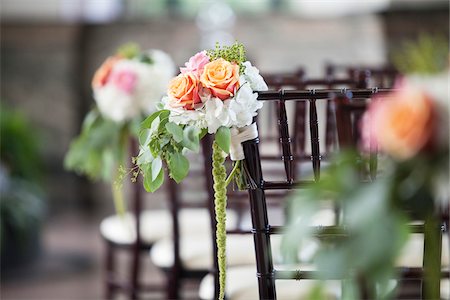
[1,9,448,215]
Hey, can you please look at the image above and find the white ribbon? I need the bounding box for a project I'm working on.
[230,123,259,161]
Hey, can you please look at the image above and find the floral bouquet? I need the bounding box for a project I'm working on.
[65,44,174,214]
[283,37,449,299]
[134,42,268,299]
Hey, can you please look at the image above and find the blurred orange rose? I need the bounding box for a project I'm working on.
[200,58,240,100]
[372,88,435,160]
[168,73,200,110]
[92,56,122,89]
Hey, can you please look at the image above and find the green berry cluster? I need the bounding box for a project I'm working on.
[207,42,247,73]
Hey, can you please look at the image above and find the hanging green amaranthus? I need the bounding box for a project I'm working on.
[212,141,227,300]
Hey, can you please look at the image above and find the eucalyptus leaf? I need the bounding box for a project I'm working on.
[168,152,189,183]
[215,126,230,154]
[136,147,154,165]
[182,126,200,152]
[144,167,164,192]
[150,116,160,134]
[151,157,162,181]
[165,122,183,143]
[139,128,152,146]
[141,110,163,129]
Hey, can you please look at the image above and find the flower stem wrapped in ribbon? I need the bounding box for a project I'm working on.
[135,42,268,299]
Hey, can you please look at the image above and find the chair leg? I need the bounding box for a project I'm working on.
[167,266,181,300]
[129,244,141,300]
[421,215,442,300]
[105,242,115,300]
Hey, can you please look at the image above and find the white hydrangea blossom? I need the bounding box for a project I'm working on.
[164,61,268,133]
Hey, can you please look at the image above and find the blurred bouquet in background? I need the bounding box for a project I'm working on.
[64,43,174,213]
[282,35,449,299]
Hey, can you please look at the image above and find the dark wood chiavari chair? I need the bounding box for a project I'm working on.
[325,63,399,89]
[197,73,371,299]
[237,88,448,300]
[102,138,165,299]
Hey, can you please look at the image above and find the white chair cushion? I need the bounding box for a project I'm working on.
[150,234,261,270]
[442,279,449,299]
[396,233,449,268]
[151,208,336,270]
[199,265,341,300]
[100,208,238,245]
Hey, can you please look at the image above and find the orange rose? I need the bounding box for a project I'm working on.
[200,58,240,100]
[168,73,201,110]
[376,88,435,160]
[92,55,122,89]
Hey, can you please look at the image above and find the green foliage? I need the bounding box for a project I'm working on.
[0,104,46,248]
[207,41,247,73]
[212,141,228,300]
[168,152,189,183]
[117,42,141,59]
[165,122,183,143]
[393,34,449,75]
[64,110,130,182]
[0,105,42,182]
[136,109,202,191]
[282,151,415,299]
[0,178,45,249]
[215,126,231,154]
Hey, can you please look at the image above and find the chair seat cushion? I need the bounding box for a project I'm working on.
[100,208,238,245]
[199,265,341,300]
[150,234,262,270]
[396,233,449,268]
[150,208,336,270]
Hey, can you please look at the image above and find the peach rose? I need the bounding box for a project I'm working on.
[167,72,201,110]
[92,56,122,89]
[200,58,240,100]
[362,87,435,160]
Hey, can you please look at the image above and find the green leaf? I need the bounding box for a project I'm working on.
[143,164,164,192]
[199,128,208,139]
[168,152,189,183]
[182,126,200,152]
[141,110,169,129]
[151,157,162,181]
[165,122,183,143]
[215,126,231,154]
[139,128,152,146]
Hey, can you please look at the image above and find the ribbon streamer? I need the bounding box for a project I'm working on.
[230,123,259,161]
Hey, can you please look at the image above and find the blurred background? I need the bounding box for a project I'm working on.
[1,0,449,299]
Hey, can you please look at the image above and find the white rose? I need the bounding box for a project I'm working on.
[242,61,268,91]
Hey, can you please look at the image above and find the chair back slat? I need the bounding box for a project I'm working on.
[277,97,294,183]
[308,98,321,181]
[240,88,396,300]
[242,137,277,299]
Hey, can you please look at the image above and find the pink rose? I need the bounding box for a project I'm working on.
[180,51,210,76]
[110,69,138,94]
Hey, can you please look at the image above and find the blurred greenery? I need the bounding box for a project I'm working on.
[0,104,42,182]
[393,34,449,75]
[64,109,140,182]
[282,149,447,299]
[0,104,46,263]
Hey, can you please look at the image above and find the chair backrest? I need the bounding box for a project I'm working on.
[325,63,399,89]
[241,88,393,300]
[201,74,374,299]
